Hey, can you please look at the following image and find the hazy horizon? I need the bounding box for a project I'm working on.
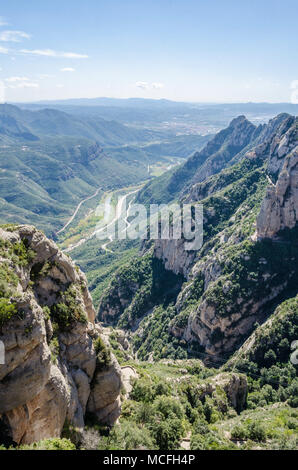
[6,97,298,106]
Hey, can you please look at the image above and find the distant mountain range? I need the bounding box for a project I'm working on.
[14,98,298,130]
[0,103,159,145]
[0,103,210,236]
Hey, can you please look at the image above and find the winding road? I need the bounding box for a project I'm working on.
[63,187,141,253]
[57,187,102,235]
[100,189,139,252]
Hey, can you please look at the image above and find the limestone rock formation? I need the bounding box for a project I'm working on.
[179,115,262,196]
[0,225,122,446]
[257,145,298,239]
[87,354,122,424]
[152,114,298,358]
[154,238,196,278]
[95,114,298,364]
[196,373,247,413]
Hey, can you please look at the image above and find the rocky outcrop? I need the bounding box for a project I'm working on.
[154,117,297,280]
[87,354,122,424]
[0,225,122,446]
[257,148,298,239]
[183,280,288,356]
[266,115,297,179]
[121,366,138,399]
[197,373,247,413]
[226,294,298,370]
[98,274,141,326]
[152,114,298,357]
[97,114,298,363]
[154,238,196,278]
[256,117,297,238]
[181,115,262,195]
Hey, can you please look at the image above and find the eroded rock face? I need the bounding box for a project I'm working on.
[99,279,135,325]
[266,115,297,179]
[0,225,121,446]
[184,281,288,356]
[181,115,261,194]
[4,364,71,445]
[197,373,247,413]
[154,238,196,278]
[0,293,51,415]
[87,354,122,426]
[150,115,298,358]
[257,146,298,239]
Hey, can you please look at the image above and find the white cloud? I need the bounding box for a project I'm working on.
[38,74,54,79]
[61,67,75,72]
[4,76,39,89]
[56,84,64,88]
[0,30,31,42]
[136,81,165,90]
[7,82,39,89]
[5,76,30,82]
[136,81,150,90]
[152,82,164,89]
[20,49,88,59]
[20,48,56,57]
[0,46,8,54]
[62,52,88,59]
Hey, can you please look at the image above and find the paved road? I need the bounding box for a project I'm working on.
[101,188,139,252]
[64,187,140,253]
[57,187,101,235]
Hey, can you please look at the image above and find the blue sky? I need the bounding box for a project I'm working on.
[0,0,297,103]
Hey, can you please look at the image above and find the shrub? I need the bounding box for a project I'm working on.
[231,424,247,440]
[94,336,111,370]
[13,240,35,266]
[0,299,17,327]
[130,378,155,403]
[152,396,184,420]
[247,421,266,442]
[80,428,100,450]
[98,420,155,450]
[19,438,75,450]
[203,397,222,423]
[149,417,183,450]
[191,428,236,450]
[135,402,153,424]
[49,337,60,363]
[50,286,87,329]
[43,306,50,320]
[193,420,209,435]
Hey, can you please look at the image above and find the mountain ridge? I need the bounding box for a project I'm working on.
[99,113,298,361]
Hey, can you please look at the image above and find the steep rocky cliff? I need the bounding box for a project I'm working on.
[171,116,298,357]
[99,114,298,362]
[181,115,261,192]
[0,225,122,446]
[136,115,263,207]
[257,118,298,238]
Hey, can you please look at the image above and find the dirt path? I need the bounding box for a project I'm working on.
[57,187,101,235]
